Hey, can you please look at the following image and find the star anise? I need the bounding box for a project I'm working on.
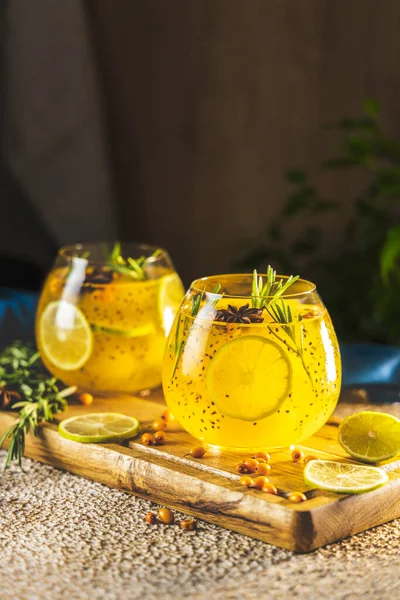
[0,387,22,410]
[214,303,264,324]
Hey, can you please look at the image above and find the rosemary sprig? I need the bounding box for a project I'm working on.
[0,342,76,469]
[252,268,313,386]
[105,242,162,280]
[171,284,222,380]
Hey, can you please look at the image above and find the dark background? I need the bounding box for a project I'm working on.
[2,0,400,288]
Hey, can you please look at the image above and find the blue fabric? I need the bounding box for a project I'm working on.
[1,288,400,396]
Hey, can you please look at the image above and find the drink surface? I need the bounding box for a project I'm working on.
[36,265,183,393]
[163,296,341,450]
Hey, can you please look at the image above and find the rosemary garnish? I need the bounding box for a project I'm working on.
[252,269,313,386]
[171,284,222,380]
[0,342,76,469]
[105,242,162,280]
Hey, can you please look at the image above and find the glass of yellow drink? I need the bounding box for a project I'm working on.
[162,270,341,450]
[36,243,184,394]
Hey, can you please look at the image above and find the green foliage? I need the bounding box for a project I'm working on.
[238,100,400,343]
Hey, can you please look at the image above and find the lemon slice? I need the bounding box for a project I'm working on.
[338,411,400,463]
[91,323,155,338]
[206,336,292,421]
[39,300,93,370]
[59,413,140,443]
[158,273,185,335]
[304,459,388,494]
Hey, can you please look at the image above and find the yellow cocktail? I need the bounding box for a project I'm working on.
[36,243,184,393]
[162,270,341,450]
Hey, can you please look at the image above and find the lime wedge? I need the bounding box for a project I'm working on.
[39,300,93,370]
[91,323,155,338]
[158,273,185,335]
[304,459,388,494]
[206,336,292,421]
[338,411,400,463]
[59,413,140,443]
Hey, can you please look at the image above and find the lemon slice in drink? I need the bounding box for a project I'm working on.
[304,459,388,494]
[39,301,93,370]
[158,273,185,334]
[59,413,140,443]
[338,411,400,463]
[206,336,292,421]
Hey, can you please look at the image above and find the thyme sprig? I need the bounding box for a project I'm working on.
[252,268,313,386]
[105,242,162,280]
[0,342,76,469]
[171,284,222,380]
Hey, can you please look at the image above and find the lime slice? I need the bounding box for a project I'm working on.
[338,411,400,463]
[39,300,93,370]
[91,323,155,338]
[158,273,185,334]
[304,459,388,494]
[206,336,292,421]
[59,413,140,443]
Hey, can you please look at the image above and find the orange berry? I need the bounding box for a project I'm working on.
[145,512,157,524]
[237,463,249,474]
[304,455,319,465]
[291,448,304,463]
[255,457,267,463]
[79,393,93,406]
[152,419,167,431]
[253,476,269,490]
[185,446,207,458]
[243,458,258,473]
[141,433,156,446]
[261,483,278,495]
[161,409,176,423]
[239,476,254,487]
[253,452,270,462]
[288,491,307,503]
[158,507,174,524]
[154,430,167,445]
[180,519,197,531]
[255,463,271,476]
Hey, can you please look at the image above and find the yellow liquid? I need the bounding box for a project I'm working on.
[36,267,178,393]
[162,299,341,450]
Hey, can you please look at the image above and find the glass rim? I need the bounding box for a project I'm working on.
[190,273,317,299]
[58,242,170,266]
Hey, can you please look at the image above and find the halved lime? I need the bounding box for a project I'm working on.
[59,413,140,443]
[91,323,155,338]
[158,273,185,334]
[338,411,400,463]
[39,300,93,370]
[206,336,292,421]
[304,459,388,494]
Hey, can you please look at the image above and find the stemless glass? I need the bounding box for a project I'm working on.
[36,243,184,394]
[162,273,341,451]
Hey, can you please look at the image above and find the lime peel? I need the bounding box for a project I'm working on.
[59,413,140,443]
[338,411,400,463]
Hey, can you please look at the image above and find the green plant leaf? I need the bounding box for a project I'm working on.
[363,98,380,118]
[285,169,308,184]
[380,226,400,284]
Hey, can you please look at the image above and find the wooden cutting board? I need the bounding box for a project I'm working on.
[1,390,400,553]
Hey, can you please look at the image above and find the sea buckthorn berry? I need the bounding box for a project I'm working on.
[304,455,319,465]
[79,392,93,406]
[288,491,307,503]
[255,463,271,476]
[253,476,269,490]
[161,409,176,423]
[261,483,278,495]
[142,433,156,446]
[255,457,266,463]
[253,452,270,462]
[158,507,174,524]
[237,463,249,474]
[186,446,207,458]
[145,512,157,524]
[154,431,167,445]
[243,458,258,473]
[291,448,304,463]
[152,419,167,431]
[239,476,254,487]
[180,519,197,531]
